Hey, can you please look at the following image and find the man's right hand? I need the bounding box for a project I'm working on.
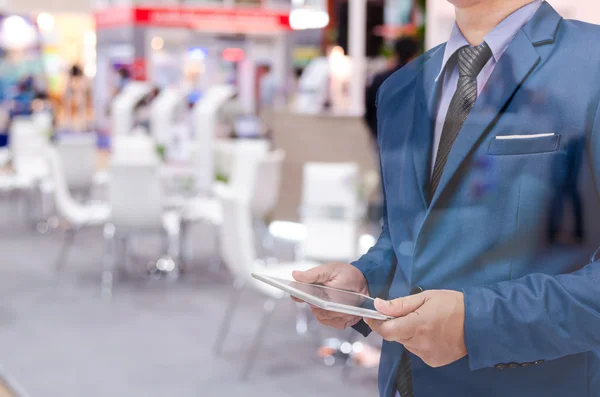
[292,263,368,330]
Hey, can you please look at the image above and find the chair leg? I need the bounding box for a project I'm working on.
[241,298,277,381]
[214,279,245,355]
[54,226,77,271]
[101,224,116,299]
[169,228,181,278]
[257,219,276,260]
[209,225,222,274]
[155,229,179,280]
[178,221,187,274]
[21,187,34,225]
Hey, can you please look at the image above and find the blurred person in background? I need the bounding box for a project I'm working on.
[117,67,131,92]
[364,36,420,141]
[10,76,36,117]
[296,1,600,396]
[64,64,90,131]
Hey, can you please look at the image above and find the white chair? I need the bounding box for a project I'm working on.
[43,147,111,269]
[103,163,180,294]
[10,117,52,225]
[111,133,159,166]
[219,139,270,196]
[298,163,361,263]
[300,219,359,263]
[178,140,269,270]
[250,149,285,257]
[31,111,53,138]
[0,147,9,168]
[55,134,97,195]
[213,189,317,379]
[93,133,159,193]
[10,116,49,182]
[251,149,285,221]
[301,162,360,211]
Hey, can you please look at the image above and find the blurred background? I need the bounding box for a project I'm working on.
[0,0,597,396]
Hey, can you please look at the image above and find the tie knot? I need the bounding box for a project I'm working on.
[457,42,493,79]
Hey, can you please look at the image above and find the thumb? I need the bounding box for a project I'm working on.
[374,294,427,317]
[293,266,332,285]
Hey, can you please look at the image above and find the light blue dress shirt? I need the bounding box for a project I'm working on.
[430,0,543,175]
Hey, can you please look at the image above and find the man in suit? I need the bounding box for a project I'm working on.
[293,1,600,396]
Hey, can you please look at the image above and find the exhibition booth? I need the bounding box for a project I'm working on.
[6,0,600,396]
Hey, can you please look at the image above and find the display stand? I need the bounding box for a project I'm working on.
[110,81,153,136]
[149,86,185,145]
[293,57,329,114]
[191,85,236,193]
[94,5,298,125]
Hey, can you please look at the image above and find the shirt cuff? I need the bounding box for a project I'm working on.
[352,319,372,337]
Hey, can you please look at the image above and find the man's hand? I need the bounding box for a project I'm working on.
[292,263,368,330]
[365,290,467,368]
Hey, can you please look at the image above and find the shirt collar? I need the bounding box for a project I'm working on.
[435,0,544,81]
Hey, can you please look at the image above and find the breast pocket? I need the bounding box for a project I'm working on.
[488,133,561,156]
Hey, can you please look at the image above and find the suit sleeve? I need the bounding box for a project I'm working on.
[351,164,397,337]
[351,87,397,300]
[351,179,396,300]
[462,100,600,371]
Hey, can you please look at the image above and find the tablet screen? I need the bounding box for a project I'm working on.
[268,277,376,311]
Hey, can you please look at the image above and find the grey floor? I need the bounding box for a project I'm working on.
[0,198,378,397]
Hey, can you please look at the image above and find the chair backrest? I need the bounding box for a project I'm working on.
[251,149,285,220]
[301,162,359,211]
[189,140,213,194]
[300,162,360,262]
[55,134,97,191]
[219,189,282,297]
[111,134,159,166]
[31,111,53,138]
[44,146,85,223]
[10,116,49,179]
[228,139,270,199]
[108,163,163,232]
[300,218,358,263]
[219,190,257,282]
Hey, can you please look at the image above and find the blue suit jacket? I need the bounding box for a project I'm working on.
[352,2,600,396]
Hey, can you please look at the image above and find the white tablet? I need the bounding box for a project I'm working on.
[251,273,393,321]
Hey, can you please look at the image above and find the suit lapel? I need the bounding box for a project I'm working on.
[427,30,541,208]
[425,1,563,209]
[411,45,445,208]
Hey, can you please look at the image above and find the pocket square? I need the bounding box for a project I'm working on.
[488,133,560,155]
[495,133,556,140]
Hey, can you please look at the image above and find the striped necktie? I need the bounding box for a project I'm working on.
[429,42,493,197]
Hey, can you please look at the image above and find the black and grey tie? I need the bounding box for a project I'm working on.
[396,350,414,397]
[430,42,493,197]
[395,43,493,397]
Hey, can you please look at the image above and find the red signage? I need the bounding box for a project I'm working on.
[94,7,135,29]
[94,6,291,33]
[131,58,147,81]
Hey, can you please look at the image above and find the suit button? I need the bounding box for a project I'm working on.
[508,363,519,369]
[534,360,545,365]
[495,364,507,370]
[410,286,424,295]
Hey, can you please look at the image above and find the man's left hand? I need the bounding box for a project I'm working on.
[364,290,467,368]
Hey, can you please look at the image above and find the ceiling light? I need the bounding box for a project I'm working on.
[37,12,55,32]
[151,36,164,51]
